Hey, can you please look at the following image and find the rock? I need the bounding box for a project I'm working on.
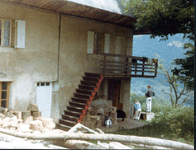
[30,120,43,131]
[24,116,33,125]
[27,103,39,112]
[22,111,31,122]
[0,113,5,119]
[0,118,2,126]
[3,112,11,117]
[13,111,22,120]
[42,118,55,130]
[17,123,30,133]
[2,117,18,128]
[31,111,41,118]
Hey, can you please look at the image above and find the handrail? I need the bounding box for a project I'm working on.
[99,53,155,61]
[100,53,158,78]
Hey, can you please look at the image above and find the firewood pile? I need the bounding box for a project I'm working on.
[0,103,55,133]
[81,98,117,128]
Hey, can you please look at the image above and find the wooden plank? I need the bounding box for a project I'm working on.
[99,53,142,59]
[0,82,1,107]
[101,68,156,73]
[100,64,156,70]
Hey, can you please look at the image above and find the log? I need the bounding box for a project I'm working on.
[129,143,168,149]
[97,141,109,149]
[109,142,132,149]
[67,123,99,134]
[0,127,193,149]
[64,140,105,149]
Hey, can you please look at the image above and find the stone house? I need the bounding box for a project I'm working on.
[0,0,157,130]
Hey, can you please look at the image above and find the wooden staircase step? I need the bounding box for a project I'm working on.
[81,80,97,86]
[69,101,86,109]
[74,93,91,99]
[62,114,80,122]
[85,72,102,78]
[58,72,104,131]
[56,123,71,131]
[59,119,77,127]
[67,106,83,113]
[76,89,94,95]
[78,84,95,91]
[71,97,89,104]
[64,110,82,118]
[82,76,100,82]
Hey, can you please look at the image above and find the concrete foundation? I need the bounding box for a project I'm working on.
[140,112,155,121]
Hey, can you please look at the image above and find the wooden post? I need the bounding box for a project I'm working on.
[125,57,128,75]
[103,55,106,75]
[154,62,158,77]
[142,60,145,76]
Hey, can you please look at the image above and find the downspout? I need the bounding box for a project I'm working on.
[57,13,62,82]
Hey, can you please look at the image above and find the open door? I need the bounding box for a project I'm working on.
[108,79,122,110]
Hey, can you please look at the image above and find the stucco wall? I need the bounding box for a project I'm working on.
[0,3,133,123]
[0,3,59,111]
[57,14,133,119]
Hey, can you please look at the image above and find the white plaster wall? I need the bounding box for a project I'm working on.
[0,3,133,123]
[0,3,59,111]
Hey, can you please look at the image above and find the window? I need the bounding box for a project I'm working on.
[37,82,51,87]
[0,19,11,47]
[94,33,101,54]
[0,82,10,108]
[87,31,105,54]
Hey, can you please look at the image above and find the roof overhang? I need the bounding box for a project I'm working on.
[1,0,137,29]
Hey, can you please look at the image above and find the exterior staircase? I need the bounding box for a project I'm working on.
[56,72,104,131]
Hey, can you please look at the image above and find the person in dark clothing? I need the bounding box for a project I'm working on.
[145,85,155,113]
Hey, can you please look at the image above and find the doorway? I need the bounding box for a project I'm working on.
[36,82,52,118]
[108,79,122,110]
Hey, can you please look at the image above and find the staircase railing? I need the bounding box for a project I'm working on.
[100,53,158,78]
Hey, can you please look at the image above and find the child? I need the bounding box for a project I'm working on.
[133,100,141,120]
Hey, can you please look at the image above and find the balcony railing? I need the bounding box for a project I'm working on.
[100,53,158,78]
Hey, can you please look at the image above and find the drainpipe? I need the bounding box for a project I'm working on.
[57,13,62,82]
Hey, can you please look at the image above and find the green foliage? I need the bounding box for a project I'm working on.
[172,43,194,90]
[122,0,194,41]
[115,95,194,145]
[152,105,194,143]
[154,54,194,108]
[130,93,169,112]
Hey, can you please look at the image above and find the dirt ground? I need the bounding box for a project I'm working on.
[99,118,148,133]
[0,118,147,149]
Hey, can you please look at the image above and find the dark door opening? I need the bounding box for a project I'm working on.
[108,79,122,110]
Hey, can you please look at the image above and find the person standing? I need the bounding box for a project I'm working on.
[145,85,155,113]
[133,100,141,120]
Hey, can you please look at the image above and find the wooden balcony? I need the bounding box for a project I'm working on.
[100,53,158,78]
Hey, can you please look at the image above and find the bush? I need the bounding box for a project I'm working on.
[129,93,194,145]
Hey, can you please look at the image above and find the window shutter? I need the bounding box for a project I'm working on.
[15,20,26,48]
[87,31,94,54]
[104,34,110,53]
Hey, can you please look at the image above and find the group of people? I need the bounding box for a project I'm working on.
[133,85,155,120]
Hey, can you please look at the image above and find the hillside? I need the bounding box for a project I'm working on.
[131,34,193,107]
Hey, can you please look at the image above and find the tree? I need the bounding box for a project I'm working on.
[172,43,194,90]
[122,0,194,89]
[156,55,193,108]
[122,0,194,41]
